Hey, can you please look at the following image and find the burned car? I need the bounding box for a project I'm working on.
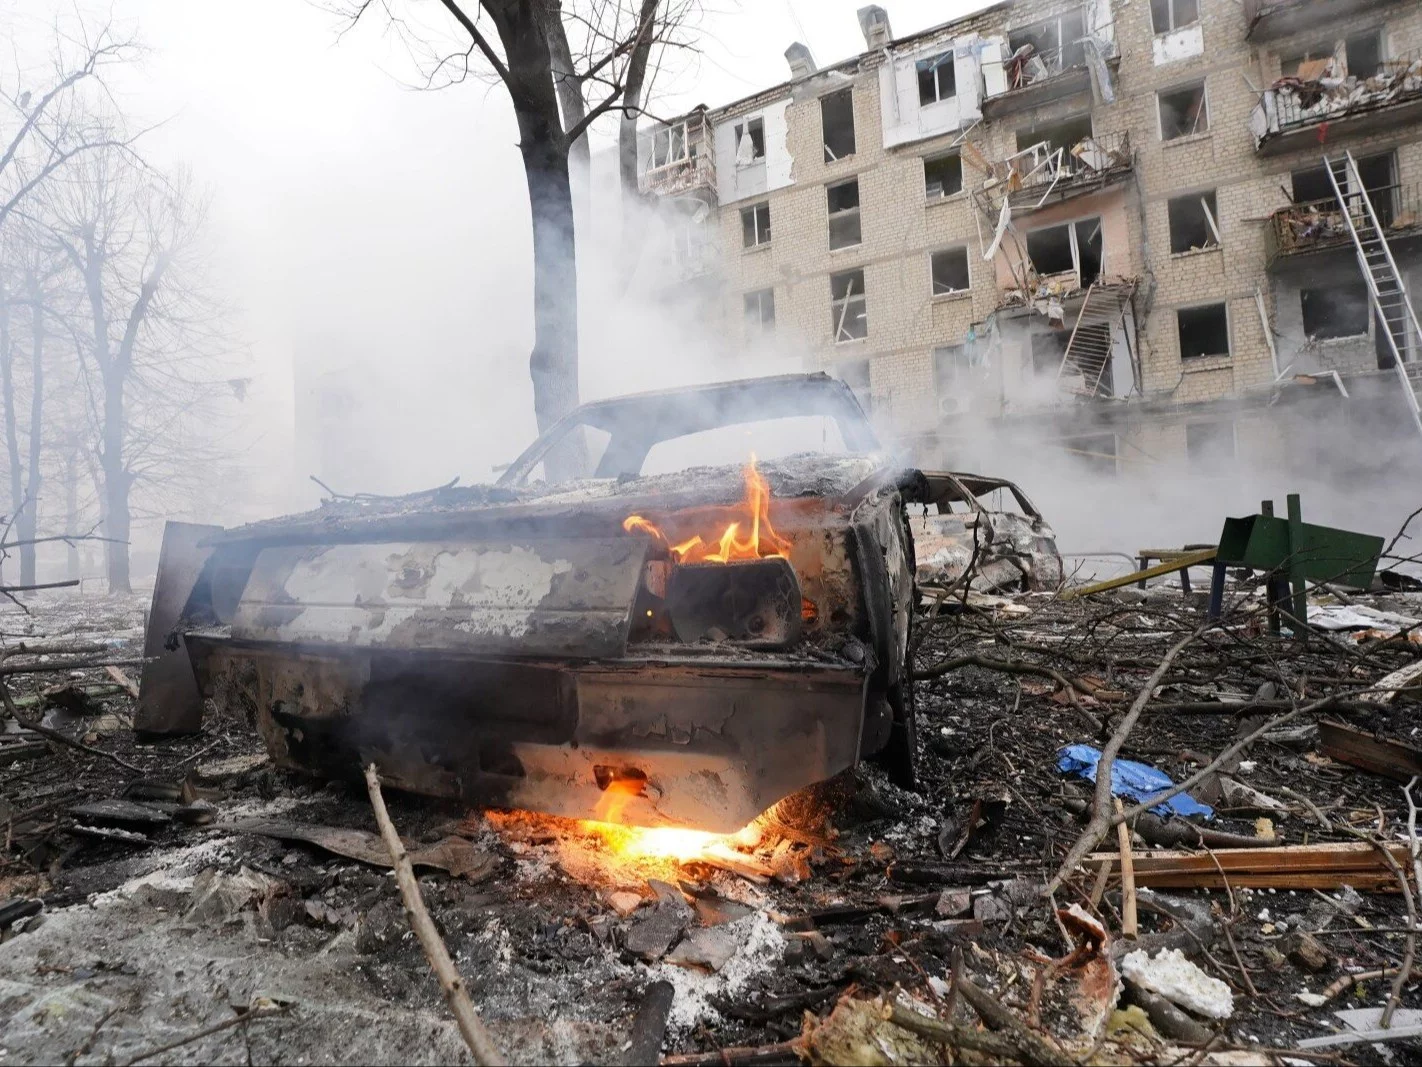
[136,373,1042,832]
[911,473,1063,594]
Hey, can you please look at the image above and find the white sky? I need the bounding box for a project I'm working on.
[26,0,989,509]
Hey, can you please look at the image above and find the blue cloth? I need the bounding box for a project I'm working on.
[1057,744,1214,819]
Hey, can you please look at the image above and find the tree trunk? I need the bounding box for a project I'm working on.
[63,447,79,581]
[0,294,21,586]
[101,366,131,593]
[616,0,661,282]
[486,1,581,452]
[617,0,660,198]
[544,3,589,225]
[18,277,44,586]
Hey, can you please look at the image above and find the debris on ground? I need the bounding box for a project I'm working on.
[5,491,1422,1066]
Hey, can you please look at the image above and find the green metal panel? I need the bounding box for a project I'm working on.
[1216,514,1383,589]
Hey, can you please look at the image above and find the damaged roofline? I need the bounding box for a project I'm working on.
[649,0,1014,127]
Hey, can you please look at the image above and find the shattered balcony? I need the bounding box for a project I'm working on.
[1243,0,1408,42]
[1250,49,1422,156]
[997,131,1133,214]
[1267,183,1422,266]
[982,43,1118,119]
[638,111,718,205]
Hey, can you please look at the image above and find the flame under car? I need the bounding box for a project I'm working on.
[136,375,951,831]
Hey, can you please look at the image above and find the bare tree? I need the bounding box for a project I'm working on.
[340,0,695,467]
[0,20,139,234]
[45,151,237,593]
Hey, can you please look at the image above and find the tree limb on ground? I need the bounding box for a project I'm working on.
[1045,627,1205,896]
[364,763,506,1066]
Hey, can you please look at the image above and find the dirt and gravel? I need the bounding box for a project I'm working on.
[4,576,1422,1065]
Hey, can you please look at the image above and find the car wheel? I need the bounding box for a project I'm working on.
[875,679,918,791]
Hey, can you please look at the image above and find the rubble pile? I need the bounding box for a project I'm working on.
[1251,50,1422,147]
[4,532,1422,1063]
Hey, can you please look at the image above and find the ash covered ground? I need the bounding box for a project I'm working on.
[4,583,1422,1065]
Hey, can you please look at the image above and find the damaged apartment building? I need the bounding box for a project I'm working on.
[633,0,1422,476]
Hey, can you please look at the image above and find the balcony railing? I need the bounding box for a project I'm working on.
[982,39,1117,117]
[1007,130,1132,209]
[638,113,717,202]
[1267,182,1422,261]
[1252,49,1422,152]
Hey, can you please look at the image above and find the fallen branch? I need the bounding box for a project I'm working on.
[0,678,141,773]
[120,1006,287,1066]
[955,974,1067,1066]
[364,763,505,1066]
[915,653,1102,697]
[880,1000,1025,1061]
[1113,696,1338,828]
[0,580,79,593]
[0,655,147,677]
[1045,628,1204,895]
[660,1039,805,1066]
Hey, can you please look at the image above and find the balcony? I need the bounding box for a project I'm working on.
[1243,0,1407,43]
[982,43,1118,119]
[638,112,717,204]
[1004,131,1133,213]
[1250,49,1422,155]
[1266,182,1422,265]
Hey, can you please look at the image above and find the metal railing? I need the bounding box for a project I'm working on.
[1268,47,1422,135]
[639,113,717,201]
[989,37,1117,98]
[1268,182,1422,259]
[1011,130,1132,200]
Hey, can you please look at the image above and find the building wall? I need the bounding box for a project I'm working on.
[675,0,1422,465]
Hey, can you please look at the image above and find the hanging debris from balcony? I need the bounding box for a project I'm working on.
[1250,50,1422,148]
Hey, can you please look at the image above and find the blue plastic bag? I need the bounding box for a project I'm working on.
[1057,744,1214,819]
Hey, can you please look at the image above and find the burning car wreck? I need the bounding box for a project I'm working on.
[911,473,1064,594]
[135,373,1053,834]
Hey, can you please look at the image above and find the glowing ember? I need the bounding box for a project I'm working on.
[576,778,761,862]
[623,456,792,564]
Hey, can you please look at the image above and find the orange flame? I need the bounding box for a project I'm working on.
[622,456,792,565]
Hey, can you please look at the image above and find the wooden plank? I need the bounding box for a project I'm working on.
[1363,658,1422,705]
[1059,549,1217,601]
[1319,719,1422,782]
[1086,841,1409,891]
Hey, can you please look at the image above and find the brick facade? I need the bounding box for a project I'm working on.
[644,0,1422,469]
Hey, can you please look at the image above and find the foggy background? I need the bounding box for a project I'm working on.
[5,0,1417,582]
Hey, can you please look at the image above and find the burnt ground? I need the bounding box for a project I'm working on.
[4,582,1422,1065]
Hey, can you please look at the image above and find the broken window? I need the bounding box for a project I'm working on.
[1177,303,1230,360]
[1158,83,1208,140]
[744,288,776,332]
[916,52,956,106]
[836,358,872,412]
[1186,420,1235,472]
[830,269,868,342]
[1150,0,1198,34]
[1301,282,1371,340]
[821,89,856,163]
[741,202,771,248]
[647,122,688,170]
[827,179,862,250]
[1063,433,1118,476]
[1025,217,1102,287]
[733,116,765,165]
[1279,43,1332,78]
[1016,113,1093,167]
[930,247,970,295]
[1009,10,1087,71]
[1030,331,1070,376]
[1293,152,1395,224]
[924,153,963,199]
[933,344,971,396]
[1167,190,1221,253]
[1345,30,1383,78]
